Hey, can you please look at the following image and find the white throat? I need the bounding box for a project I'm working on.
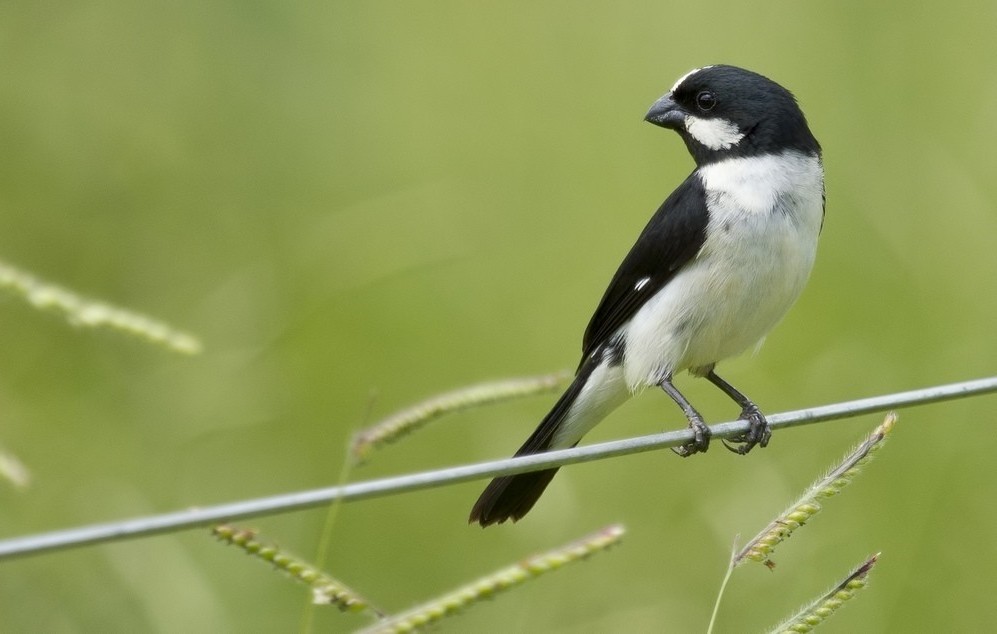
[698,150,824,218]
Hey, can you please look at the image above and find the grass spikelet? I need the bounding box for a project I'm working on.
[0,259,201,355]
[350,372,569,463]
[768,553,880,633]
[735,413,897,566]
[0,447,31,490]
[211,524,378,614]
[359,524,625,633]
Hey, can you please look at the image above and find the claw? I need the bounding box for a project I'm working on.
[672,416,711,457]
[722,438,751,455]
[723,405,771,455]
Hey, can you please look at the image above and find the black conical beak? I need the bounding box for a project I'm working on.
[644,93,685,130]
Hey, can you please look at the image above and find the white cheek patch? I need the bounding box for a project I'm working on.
[684,115,745,150]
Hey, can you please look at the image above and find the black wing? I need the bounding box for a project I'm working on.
[580,171,709,363]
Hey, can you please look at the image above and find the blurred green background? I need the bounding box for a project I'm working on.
[2,1,996,632]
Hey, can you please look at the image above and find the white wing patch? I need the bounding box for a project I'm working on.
[634,276,651,291]
[684,115,745,151]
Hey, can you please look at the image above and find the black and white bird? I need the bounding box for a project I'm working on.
[470,65,825,526]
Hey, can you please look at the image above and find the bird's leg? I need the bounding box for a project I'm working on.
[705,369,771,455]
[660,375,711,457]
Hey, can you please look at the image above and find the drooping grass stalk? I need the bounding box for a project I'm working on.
[358,524,625,634]
[734,412,897,567]
[212,524,379,614]
[0,259,201,354]
[767,553,880,633]
[350,372,568,463]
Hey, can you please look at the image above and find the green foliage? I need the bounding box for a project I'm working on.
[212,522,622,632]
[735,413,896,566]
[0,259,201,354]
[351,372,568,463]
[2,1,997,631]
[213,525,378,614]
[769,554,879,634]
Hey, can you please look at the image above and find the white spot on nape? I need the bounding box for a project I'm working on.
[634,276,651,291]
[684,115,745,150]
[670,65,714,93]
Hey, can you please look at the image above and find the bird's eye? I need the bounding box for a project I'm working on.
[695,91,717,112]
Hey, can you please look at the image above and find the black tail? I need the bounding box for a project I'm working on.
[469,360,597,526]
[468,465,563,526]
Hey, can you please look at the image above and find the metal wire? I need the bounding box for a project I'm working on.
[1,376,995,561]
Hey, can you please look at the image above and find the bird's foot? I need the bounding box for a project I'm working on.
[672,416,712,457]
[722,405,771,455]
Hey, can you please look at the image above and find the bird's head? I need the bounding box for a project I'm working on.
[645,65,820,165]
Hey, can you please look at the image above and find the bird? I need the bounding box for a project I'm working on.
[469,65,825,527]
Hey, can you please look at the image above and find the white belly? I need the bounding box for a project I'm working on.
[622,151,824,390]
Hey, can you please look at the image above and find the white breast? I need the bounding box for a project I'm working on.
[622,151,825,391]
